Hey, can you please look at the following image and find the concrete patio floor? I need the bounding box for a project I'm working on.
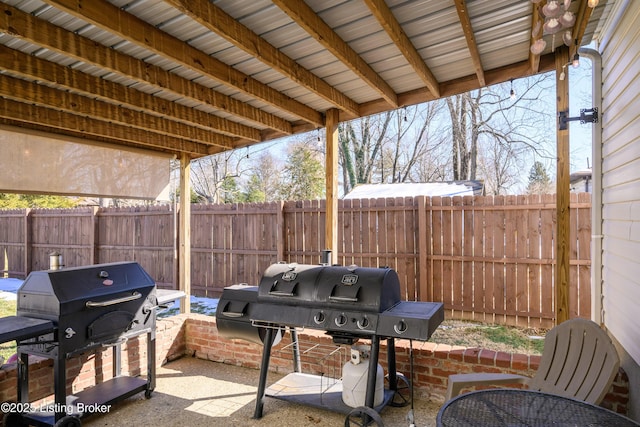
[83,357,441,427]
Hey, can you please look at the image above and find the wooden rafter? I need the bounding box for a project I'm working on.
[272,0,399,109]
[0,3,294,136]
[0,98,213,156]
[357,53,557,121]
[362,0,440,99]
[0,45,260,143]
[0,74,237,150]
[164,0,360,118]
[572,0,594,56]
[529,0,544,73]
[42,0,323,127]
[453,0,485,87]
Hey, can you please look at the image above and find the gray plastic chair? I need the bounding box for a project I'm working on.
[445,318,620,404]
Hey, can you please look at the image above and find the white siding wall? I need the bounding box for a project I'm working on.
[600,0,640,367]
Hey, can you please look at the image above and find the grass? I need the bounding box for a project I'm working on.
[0,298,17,360]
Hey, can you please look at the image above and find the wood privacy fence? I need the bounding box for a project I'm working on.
[0,193,591,328]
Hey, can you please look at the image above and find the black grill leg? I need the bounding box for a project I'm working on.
[147,328,156,395]
[17,352,28,403]
[290,327,301,373]
[253,327,275,419]
[387,338,397,391]
[53,355,66,422]
[360,335,381,425]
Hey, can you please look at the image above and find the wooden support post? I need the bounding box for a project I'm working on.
[555,48,570,324]
[325,109,339,265]
[179,153,191,314]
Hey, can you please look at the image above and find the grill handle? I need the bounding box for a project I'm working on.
[329,295,358,302]
[268,290,296,297]
[86,291,142,308]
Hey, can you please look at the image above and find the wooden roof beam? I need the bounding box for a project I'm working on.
[0,74,236,150]
[0,45,261,142]
[0,3,292,135]
[453,0,486,87]
[272,0,399,109]
[357,53,556,120]
[164,0,360,118]
[529,1,544,73]
[572,0,594,56]
[362,0,440,98]
[0,98,212,156]
[43,0,323,127]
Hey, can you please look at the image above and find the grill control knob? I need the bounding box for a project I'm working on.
[313,311,325,325]
[357,316,370,329]
[335,313,348,327]
[394,320,408,335]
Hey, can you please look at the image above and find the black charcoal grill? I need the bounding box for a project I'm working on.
[217,261,444,426]
[0,262,163,427]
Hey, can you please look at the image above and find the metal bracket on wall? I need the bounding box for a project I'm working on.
[558,107,598,130]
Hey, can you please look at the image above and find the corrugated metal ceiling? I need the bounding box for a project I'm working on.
[0,0,612,157]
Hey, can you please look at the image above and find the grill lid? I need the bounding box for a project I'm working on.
[17,261,156,318]
[257,263,401,313]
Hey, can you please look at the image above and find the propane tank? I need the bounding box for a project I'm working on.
[341,345,384,408]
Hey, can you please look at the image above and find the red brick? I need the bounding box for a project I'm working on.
[463,348,481,363]
[511,353,529,371]
[495,351,511,368]
[478,349,497,365]
[448,349,465,361]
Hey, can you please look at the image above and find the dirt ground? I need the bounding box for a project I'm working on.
[429,320,547,355]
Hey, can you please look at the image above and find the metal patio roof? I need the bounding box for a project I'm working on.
[0,0,613,158]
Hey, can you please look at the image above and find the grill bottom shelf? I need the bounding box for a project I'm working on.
[265,372,393,416]
[18,376,149,426]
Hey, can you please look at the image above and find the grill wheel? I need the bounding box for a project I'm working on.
[344,406,384,427]
[53,415,81,427]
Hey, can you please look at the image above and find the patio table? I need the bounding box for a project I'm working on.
[436,388,640,427]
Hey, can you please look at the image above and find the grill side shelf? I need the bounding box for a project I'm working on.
[0,316,55,344]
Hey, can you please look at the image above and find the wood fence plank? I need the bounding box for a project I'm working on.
[528,195,542,329]
[451,196,464,317]
[417,196,429,301]
[402,197,417,301]
[441,197,455,316]
[493,196,506,325]
[361,198,373,268]
[515,195,530,328]
[462,195,474,320]
[473,197,492,322]
[431,197,445,312]
[540,194,555,328]
[503,195,517,326]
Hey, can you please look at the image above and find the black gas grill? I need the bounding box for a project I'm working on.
[217,261,444,425]
[1,262,162,427]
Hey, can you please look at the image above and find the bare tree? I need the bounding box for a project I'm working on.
[339,112,392,194]
[190,151,248,203]
[339,103,450,194]
[445,74,556,189]
[245,152,282,202]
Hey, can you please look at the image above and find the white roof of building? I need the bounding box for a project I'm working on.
[343,181,484,200]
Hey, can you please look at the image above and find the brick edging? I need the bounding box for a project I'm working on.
[0,314,628,416]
